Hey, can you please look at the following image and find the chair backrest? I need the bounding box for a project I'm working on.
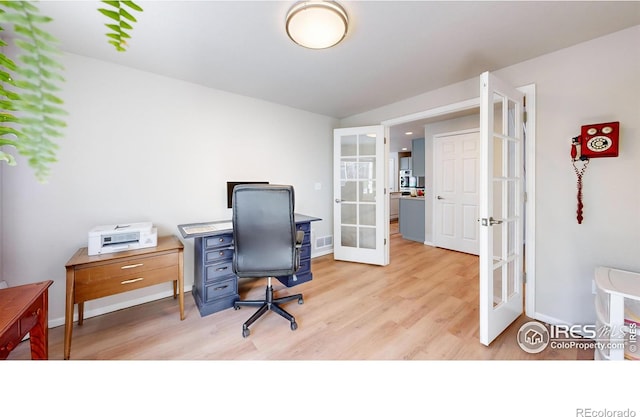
[232,184,297,278]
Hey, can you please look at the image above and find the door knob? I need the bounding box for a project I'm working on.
[437,196,444,200]
[335,198,342,203]
[480,217,504,226]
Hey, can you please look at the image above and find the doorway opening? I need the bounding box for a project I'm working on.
[381,84,536,334]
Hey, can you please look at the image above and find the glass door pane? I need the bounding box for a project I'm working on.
[339,133,377,249]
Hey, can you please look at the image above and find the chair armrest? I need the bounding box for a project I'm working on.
[294,230,304,271]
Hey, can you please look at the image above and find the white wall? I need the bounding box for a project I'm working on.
[1,53,337,326]
[498,26,640,326]
[341,26,640,327]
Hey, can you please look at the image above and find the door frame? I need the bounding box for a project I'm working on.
[382,86,536,319]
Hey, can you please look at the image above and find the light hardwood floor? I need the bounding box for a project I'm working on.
[9,221,593,360]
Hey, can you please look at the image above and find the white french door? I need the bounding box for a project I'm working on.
[479,72,525,346]
[333,126,389,266]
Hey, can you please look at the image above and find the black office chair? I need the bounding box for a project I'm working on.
[232,184,304,338]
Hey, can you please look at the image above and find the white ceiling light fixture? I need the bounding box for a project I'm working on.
[286,1,349,49]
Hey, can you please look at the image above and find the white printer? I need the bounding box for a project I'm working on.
[88,222,158,256]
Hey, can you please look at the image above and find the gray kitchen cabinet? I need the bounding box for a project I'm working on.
[400,156,412,171]
[399,197,425,242]
[412,138,425,177]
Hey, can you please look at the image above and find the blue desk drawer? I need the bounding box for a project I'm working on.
[276,271,312,287]
[296,222,311,233]
[300,244,311,260]
[205,248,234,263]
[205,260,234,282]
[204,234,233,250]
[297,258,311,275]
[204,277,237,302]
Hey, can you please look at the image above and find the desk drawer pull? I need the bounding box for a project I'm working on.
[215,266,229,272]
[2,341,15,352]
[121,277,144,285]
[121,263,144,270]
[213,284,229,291]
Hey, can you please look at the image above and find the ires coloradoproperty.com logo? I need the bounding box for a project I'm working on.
[517,322,550,353]
[516,321,635,354]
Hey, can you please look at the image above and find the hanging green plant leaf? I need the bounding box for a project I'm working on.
[0,1,67,182]
[99,0,143,52]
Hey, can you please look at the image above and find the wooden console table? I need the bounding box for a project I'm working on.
[64,235,184,360]
[0,280,53,360]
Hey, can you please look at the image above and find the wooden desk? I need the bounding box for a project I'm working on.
[0,280,53,360]
[64,235,184,360]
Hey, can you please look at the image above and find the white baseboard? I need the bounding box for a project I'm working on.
[312,248,333,258]
[531,312,598,339]
[531,311,573,327]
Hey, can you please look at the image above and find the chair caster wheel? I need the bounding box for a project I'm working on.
[298,298,304,305]
[290,321,298,331]
[234,305,241,310]
[242,328,250,338]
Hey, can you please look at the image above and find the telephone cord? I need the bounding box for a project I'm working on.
[572,159,589,224]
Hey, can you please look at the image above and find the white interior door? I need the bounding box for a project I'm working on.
[333,126,389,266]
[479,71,525,346]
[434,130,480,255]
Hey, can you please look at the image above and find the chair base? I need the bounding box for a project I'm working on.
[233,277,303,338]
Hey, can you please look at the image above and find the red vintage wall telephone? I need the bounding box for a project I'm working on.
[571,121,619,161]
[571,121,620,224]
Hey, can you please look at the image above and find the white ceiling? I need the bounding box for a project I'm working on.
[28,1,640,150]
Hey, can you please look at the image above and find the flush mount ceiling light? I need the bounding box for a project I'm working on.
[286,1,349,49]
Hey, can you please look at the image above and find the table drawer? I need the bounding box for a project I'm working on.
[297,257,311,275]
[0,321,20,356]
[205,260,234,282]
[276,271,312,287]
[296,222,311,234]
[75,264,178,302]
[204,248,234,264]
[204,234,233,250]
[204,277,237,303]
[300,244,311,260]
[19,297,42,335]
[0,297,42,357]
[75,252,179,282]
